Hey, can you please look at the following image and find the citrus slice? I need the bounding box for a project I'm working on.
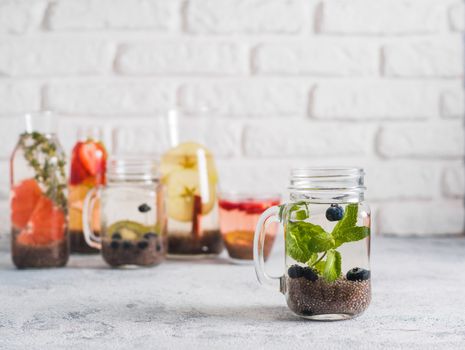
[17,196,65,246]
[160,142,218,183]
[11,179,42,229]
[166,168,216,222]
[106,220,155,240]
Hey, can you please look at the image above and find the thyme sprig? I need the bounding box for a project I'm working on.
[18,132,67,211]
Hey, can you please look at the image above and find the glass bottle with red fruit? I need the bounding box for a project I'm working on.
[68,126,107,253]
[10,111,68,268]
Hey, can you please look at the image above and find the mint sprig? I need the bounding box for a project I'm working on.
[285,203,369,282]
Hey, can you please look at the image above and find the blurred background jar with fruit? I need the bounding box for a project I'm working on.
[82,157,166,267]
[219,193,280,264]
[160,110,223,258]
[10,111,68,268]
[68,126,107,253]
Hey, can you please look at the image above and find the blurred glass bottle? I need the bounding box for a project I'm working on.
[160,110,223,258]
[10,111,68,268]
[68,126,107,253]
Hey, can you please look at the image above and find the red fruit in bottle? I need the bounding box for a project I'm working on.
[11,179,42,229]
[17,195,65,246]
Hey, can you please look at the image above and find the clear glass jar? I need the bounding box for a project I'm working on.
[68,126,107,254]
[10,111,68,268]
[254,168,371,321]
[219,192,280,263]
[82,158,166,267]
[160,110,223,258]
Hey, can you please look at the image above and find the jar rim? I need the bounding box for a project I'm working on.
[289,167,365,192]
[291,167,364,178]
[107,156,159,182]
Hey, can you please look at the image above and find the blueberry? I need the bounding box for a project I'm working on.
[302,267,318,282]
[288,265,304,279]
[326,204,344,222]
[138,203,151,213]
[346,267,370,281]
[137,240,149,249]
[122,241,133,250]
[110,241,119,249]
[112,232,122,240]
[156,243,162,252]
[143,232,158,240]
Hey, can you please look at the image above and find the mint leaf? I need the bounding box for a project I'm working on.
[295,210,308,221]
[334,226,370,247]
[305,253,318,266]
[332,203,358,233]
[286,228,313,263]
[286,221,335,263]
[323,250,341,282]
[313,260,326,275]
[331,203,369,247]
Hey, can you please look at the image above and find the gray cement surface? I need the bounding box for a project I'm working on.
[0,236,464,349]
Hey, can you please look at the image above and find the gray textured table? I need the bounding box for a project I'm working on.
[1,236,464,350]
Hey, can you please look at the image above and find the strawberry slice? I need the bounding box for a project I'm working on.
[79,142,101,176]
[70,141,107,185]
[218,200,240,211]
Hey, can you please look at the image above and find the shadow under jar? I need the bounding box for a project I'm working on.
[83,158,167,268]
[254,168,371,321]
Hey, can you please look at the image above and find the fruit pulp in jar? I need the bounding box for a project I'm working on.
[98,182,166,267]
[68,139,107,253]
[219,197,280,260]
[160,142,223,256]
[11,179,68,268]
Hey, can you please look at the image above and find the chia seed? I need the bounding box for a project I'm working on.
[286,276,371,317]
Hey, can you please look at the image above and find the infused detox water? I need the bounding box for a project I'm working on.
[219,194,280,262]
[161,142,223,257]
[253,168,371,321]
[283,201,371,320]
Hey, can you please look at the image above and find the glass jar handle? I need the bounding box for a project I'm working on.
[253,206,283,292]
[82,187,102,250]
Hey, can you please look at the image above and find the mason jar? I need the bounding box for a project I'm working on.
[254,168,371,321]
[82,158,167,267]
[10,111,68,268]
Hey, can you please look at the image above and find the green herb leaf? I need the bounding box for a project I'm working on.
[323,250,341,282]
[331,203,370,247]
[286,221,335,263]
[332,203,358,233]
[295,210,308,221]
[334,226,370,247]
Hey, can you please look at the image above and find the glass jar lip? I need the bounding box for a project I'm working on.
[219,191,282,202]
[23,110,57,134]
[289,167,365,192]
[291,167,364,178]
[107,156,159,182]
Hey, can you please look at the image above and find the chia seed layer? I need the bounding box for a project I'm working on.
[101,236,165,267]
[168,230,224,256]
[12,236,69,269]
[286,276,371,317]
[69,230,99,254]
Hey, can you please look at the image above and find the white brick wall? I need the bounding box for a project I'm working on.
[0,0,463,238]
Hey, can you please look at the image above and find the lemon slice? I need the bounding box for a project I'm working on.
[161,141,218,183]
[166,168,217,222]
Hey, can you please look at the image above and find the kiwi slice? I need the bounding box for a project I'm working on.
[106,220,156,240]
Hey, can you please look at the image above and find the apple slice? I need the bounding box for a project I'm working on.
[160,142,218,183]
[166,169,216,222]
